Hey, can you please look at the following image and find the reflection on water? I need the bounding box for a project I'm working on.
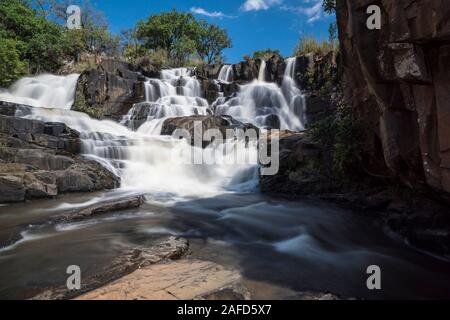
[0,190,450,300]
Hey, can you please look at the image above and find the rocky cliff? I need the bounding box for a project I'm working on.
[336,0,450,198]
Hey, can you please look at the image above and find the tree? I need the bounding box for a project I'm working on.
[323,0,336,14]
[0,0,76,74]
[197,21,232,64]
[0,37,28,87]
[252,48,281,60]
[137,10,200,66]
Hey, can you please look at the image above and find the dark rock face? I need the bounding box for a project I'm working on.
[336,0,450,197]
[161,115,259,147]
[0,103,119,203]
[259,131,326,194]
[73,59,146,121]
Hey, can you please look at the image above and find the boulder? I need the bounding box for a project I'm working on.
[73,59,146,120]
[161,115,259,147]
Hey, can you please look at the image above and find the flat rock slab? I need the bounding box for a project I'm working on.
[76,260,250,300]
[32,237,189,300]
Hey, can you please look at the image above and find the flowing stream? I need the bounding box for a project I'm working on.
[0,63,449,299]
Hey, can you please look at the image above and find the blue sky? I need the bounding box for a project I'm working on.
[91,0,335,63]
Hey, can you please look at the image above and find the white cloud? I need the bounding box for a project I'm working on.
[190,7,233,19]
[240,0,283,12]
[281,0,325,23]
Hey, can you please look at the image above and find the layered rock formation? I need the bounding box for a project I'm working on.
[0,101,119,203]
[336,0,450,198]
[73,59,147,120]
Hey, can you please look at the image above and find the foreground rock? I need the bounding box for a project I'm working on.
[76,260,250,300]
[0,103,119,202]
[33,237,190,300]
[337,0,450,199]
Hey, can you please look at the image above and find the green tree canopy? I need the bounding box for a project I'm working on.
[135,9,232,66]
[136,10,200,66]
[197,21,232,64]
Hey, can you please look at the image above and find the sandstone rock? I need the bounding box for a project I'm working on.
[76,260,250,301]
[33,237,190,300]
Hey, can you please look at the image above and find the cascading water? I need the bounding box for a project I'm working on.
[258,60,267,82]
[218,65,234,83]
[0,74,79,109]
[1,70,258,198]
[213,58,305,131]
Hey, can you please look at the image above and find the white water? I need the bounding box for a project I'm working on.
[258,60,267,82]
[1,69,258,198]
[213,58,305,131]
[0,74,79,109]
[0,60,306,197]
[218,65,234,83]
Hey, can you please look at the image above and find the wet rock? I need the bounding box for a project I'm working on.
[0,175,26,202]
[0,114,80,154]
[161,115,259,147]
[73,59,147,120]
[54,159,119,193]
[75,260,250,301]
[0,103,120,202]
[52,195,145,223]
[260,131,325,195]
[194,64,222,80]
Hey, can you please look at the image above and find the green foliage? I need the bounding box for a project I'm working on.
[310,105,363,182]
[0,0,74,74]
[0,37,28,87]
[135,9,231,66]
[136,10,200,66]
[252,48,281,60]
[197,21,232,64]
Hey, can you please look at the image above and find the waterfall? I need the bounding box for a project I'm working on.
[218,65,234,83]
[0,57,307,198]
[1,72,258,198]
[282,57,306,126]
[213,57,305,131]
[0,74,79,110]
[258,60,267,82]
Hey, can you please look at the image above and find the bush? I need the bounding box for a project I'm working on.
[294,35,334,56]
[309,105,363,183]
[0,37,28,87]
[252,49,281,60]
